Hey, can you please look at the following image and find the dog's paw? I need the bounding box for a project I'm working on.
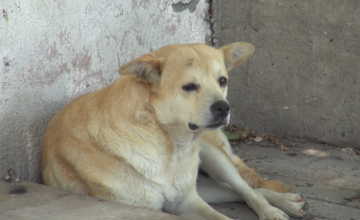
[272,193,310,218]
[259,206,289,220]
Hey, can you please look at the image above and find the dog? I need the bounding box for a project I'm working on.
[41,42,309,220]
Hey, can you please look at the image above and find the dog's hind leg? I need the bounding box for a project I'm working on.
[198,140,289,220]
[163,185,232,220]
[232,154,291,193]
[201,130,290,193]
[255,188,310,218]
[196,175,309,218]
[196,174,243,203]
[198,130,309,218]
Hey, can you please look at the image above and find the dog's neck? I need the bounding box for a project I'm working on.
[162,125,204,149]
[147,101,205,149]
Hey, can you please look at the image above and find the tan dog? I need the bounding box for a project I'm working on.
[41,43,309,220]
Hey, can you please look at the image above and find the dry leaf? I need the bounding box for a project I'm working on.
[224,124,290,152]
[225,124,238,132]
[239,131,248,138]
[262,135,270,141]
[223,130,240,140]
[280,144,291,151]
[259,133,267,138]
[274,141,281,145]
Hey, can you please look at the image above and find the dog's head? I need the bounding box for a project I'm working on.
[119,43,254,134]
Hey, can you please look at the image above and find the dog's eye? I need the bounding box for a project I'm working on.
[182,83,199,92]
[219,76,227,87]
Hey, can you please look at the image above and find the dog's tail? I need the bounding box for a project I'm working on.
[233,155,292,193]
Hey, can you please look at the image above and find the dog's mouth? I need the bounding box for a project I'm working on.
[188,117,228,131]
[206,122,226,129]
[188,123,199,131]
[206,120,227,130]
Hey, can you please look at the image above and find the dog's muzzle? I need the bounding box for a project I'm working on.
[211,100,230,117]
[206,100,230,129]
[188,100,230,131]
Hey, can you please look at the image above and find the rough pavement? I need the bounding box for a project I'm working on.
[0,140,359,220]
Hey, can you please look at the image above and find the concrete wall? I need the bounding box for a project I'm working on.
[0,0,210,182]
[212,0,360,148]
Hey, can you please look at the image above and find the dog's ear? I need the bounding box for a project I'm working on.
[218,42,254,71]
[119,53,165,84]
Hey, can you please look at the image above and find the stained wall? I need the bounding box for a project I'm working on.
[0,0,210,182]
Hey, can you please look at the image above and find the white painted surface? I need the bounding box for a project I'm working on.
[0,0,209,182]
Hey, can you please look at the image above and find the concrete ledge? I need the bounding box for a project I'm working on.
[0,181,183,220]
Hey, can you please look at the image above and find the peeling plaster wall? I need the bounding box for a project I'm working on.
[0,0,210,182]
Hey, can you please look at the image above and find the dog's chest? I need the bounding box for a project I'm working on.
[156,146,200,202]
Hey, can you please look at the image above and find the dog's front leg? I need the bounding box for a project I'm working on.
[199,145,289,220]
[163,186,232,220]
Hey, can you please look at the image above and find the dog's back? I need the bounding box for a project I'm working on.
[41,76,189,206]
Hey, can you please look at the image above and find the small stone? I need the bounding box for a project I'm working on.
[254,136,262,142]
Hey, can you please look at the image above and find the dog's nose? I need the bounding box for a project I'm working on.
[211,100,230,117]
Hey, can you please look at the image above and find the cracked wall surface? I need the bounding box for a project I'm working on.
[0,0,210,182]
[212,0,360,148]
